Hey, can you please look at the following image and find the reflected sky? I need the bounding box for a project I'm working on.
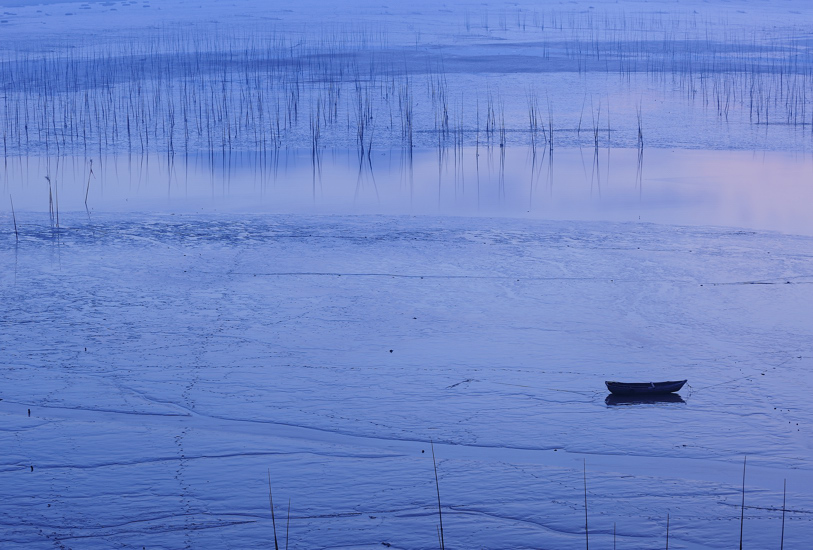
[4,146,813,235]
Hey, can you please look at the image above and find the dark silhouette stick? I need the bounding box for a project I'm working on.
[268,470,279,550]
[10,195,18,241]
[584,459,589,550]
[739,456,746,550]
[780,479,786,550]
[85,158,94,207]
[431,441,445,550]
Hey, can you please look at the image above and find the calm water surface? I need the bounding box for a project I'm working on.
[5,147,813,235]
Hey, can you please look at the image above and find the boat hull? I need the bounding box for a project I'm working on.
[605,380,687,395]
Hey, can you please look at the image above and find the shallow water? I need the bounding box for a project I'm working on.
[6,146,813,235]
[2,1,813,548]
[1,214,812,549]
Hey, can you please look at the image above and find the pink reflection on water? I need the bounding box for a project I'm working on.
[4,148,813,235]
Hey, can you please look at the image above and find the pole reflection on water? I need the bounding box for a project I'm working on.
[5,147,813,236]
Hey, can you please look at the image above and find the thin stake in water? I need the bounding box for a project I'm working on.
[780,479,786,550]
[45,176,54,227]
[739,456,746,550]
[431,441,445,550]
[268,470,279,550]
[10,195,18,241]
[583,459,589,550]
[85,158,94,207]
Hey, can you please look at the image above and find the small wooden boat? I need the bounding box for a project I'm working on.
[605,380,686,395]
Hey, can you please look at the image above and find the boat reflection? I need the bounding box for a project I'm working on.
[605,393,686,406]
